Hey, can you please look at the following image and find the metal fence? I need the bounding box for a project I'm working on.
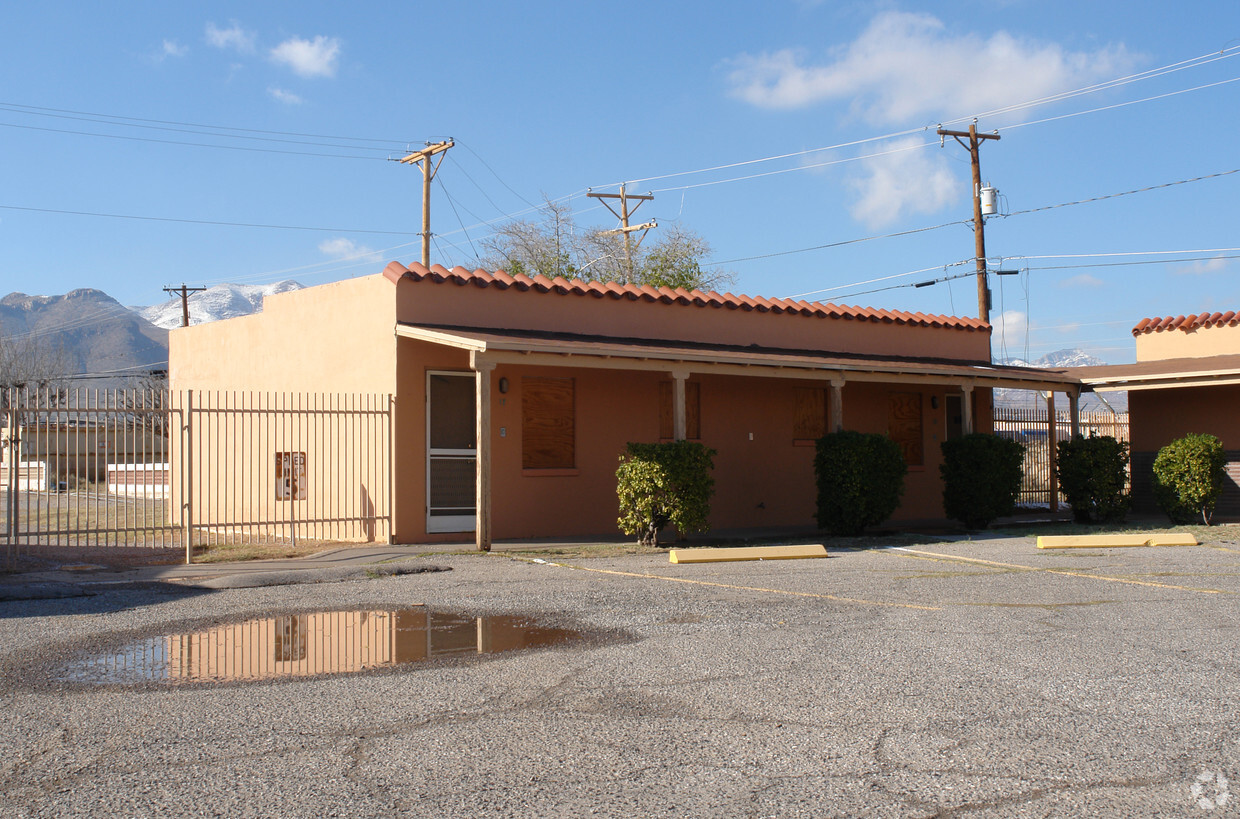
[993,407,1130,506]
[3,388,392,566]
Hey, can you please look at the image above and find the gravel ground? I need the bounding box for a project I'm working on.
[1,537,1238,818]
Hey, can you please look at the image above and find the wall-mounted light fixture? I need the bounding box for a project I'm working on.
[498,377,509,394]
[930,395,939,410]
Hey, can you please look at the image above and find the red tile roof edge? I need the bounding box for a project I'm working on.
[1132,311,1240,336]
[382,261,990,332]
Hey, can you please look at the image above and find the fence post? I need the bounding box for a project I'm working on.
[4,396,19,562]
[184,391,194,565]
[1046,392,1058,513]
[386,394,395,545]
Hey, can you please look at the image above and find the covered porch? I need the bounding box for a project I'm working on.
[398,323,1083,549]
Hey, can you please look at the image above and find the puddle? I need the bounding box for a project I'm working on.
[61,607,582,685]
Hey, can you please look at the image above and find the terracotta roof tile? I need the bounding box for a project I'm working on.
[382,261,989,333]
[1132,311,1240,336]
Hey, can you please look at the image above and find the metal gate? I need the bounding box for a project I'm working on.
[3,388,393,567]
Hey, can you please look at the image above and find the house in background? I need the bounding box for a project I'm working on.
[169,262,1078,548]
[1069,312,1240,516]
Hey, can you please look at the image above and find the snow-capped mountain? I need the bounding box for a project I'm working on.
[999,348,1108,370]
[996,348,1126,411]
[136,281,304,329]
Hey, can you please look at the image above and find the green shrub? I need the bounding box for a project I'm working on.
[1152,433,1226,525]
[616,441,716,546]
[940,433,1025,529]
[814,431,906,536]
[1056,434,1130,524]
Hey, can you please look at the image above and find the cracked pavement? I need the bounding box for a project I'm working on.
[0,537,1238,817]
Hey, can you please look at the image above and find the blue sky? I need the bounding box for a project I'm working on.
[2,1,1238,364]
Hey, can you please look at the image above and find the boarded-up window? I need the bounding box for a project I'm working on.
[793,388,828,440]
[522,377,575,469]
[658,381,701,440]
[889,392,924,466]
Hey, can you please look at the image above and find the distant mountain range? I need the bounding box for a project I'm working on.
[0,281,302,386]
[0,289,168,384]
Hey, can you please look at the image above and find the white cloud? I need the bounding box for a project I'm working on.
[726,12,1132,124]
[270,35,340,78]
[319,238,380,263]
[205,21,256,53]
[268,87,303,105]
[160,39,188,59]
[1058,273,1104,288]
[995,309,1028,346]
[844,137,962,229]
[1174,255,1228,276]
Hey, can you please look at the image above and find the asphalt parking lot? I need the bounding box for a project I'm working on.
[1,536,1238,818]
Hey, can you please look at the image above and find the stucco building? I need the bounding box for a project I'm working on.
[1071,311,1240,515]
[170,262,1078,547]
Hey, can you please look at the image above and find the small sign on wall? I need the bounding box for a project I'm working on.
[276,451,307,500]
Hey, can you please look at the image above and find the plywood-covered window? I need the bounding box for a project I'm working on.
[793,387,829,442]
[522,377,575,469]
[658,381,701,440]
[888,392,924,466]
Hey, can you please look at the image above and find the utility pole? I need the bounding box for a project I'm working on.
[395,140,454,268]
[163,284,206,328]
[587,184,656,281]
[937,122,1000,324]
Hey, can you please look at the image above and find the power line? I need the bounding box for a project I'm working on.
[1003,169,1240,217]
[0,204,417,235]
[445,154,508,219]
[456,141,538,208]
[940,46,1239,128]
[1002,75,1240,133]
[720,219,970,266]
[0,121,386,160]
[436,176,480,262]
[596,46,1240,193]
[0,100,421,145]
[0,103,406,153]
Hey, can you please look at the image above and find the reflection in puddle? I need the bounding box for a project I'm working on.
[63,608,580,685]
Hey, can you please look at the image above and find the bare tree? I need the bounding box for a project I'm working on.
[0,324,70,409]
[479,197,734,292]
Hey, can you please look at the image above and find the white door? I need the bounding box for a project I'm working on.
[426,371,475,533]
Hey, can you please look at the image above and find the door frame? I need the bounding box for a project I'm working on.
[426,370,476,533]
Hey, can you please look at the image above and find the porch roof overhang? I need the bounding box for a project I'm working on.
[396,323,1080,392]
[1063,354,1240,392]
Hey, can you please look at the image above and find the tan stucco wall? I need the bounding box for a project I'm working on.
[170,275,399,393]
[168,276,401,544]
[394,275,992,362]
[1136,323,1240,362]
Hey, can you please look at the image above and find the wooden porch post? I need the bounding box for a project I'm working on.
[1069,390,1081,439]
[829,379,844,432]
[1046,391,1059,513]
[671,369,689,441]
[471,354,496,552]
[961,384,975,434]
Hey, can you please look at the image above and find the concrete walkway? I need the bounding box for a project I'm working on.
[1,511,1082,599]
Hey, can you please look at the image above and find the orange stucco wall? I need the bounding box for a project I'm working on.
[1136,323,1240,362]
[391,351,994,541]
[394,276,992,362]
[1130,386,1240,452]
